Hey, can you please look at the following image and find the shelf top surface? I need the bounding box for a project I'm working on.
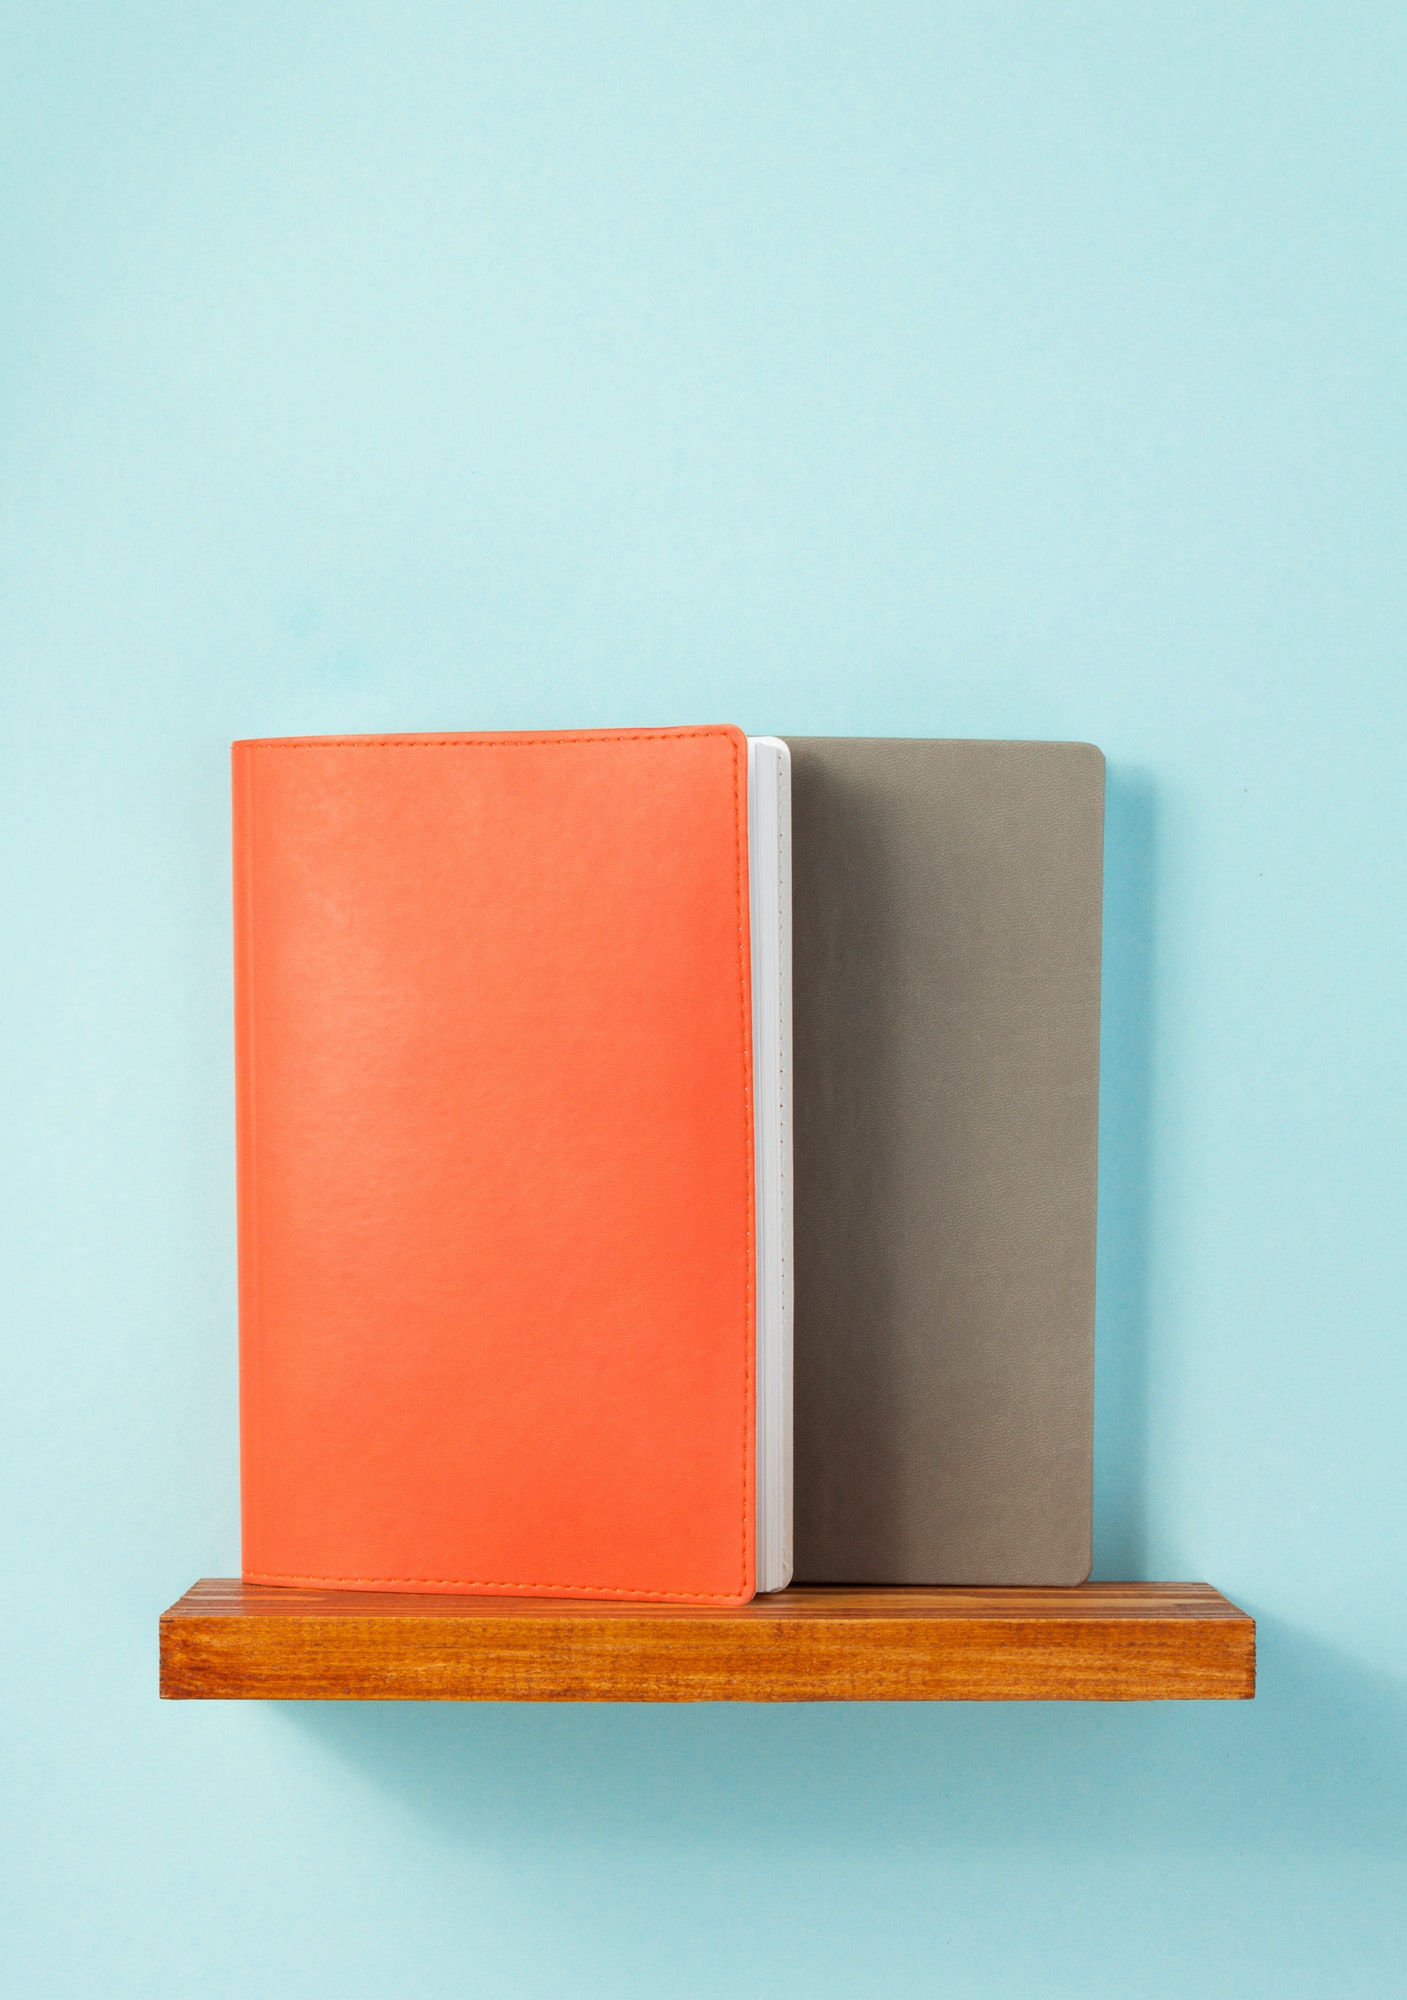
[165,1579,1249,1624]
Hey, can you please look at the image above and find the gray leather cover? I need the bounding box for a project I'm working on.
[784,739,1104,1584]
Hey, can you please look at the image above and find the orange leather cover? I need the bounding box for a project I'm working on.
[234,728,755,1603]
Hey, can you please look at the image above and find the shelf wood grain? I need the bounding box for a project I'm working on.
[160,1579,1254,1703]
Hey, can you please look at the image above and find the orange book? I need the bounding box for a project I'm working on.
[233,727,791,1604]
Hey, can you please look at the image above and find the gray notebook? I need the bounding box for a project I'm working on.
[784,738,1104,1585]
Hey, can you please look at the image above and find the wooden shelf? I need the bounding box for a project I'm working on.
[160,1579,1254,1703]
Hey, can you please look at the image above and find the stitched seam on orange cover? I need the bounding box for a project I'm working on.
[237,730,730,749]
[244,1570,746,1598]
[233,747,264,1550]
[732,735,755,1595]
[241,727,753,1600]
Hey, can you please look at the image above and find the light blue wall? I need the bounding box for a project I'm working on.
[4,6,1404,1994]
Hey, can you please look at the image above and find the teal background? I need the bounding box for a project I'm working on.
[3,4,1404,1994]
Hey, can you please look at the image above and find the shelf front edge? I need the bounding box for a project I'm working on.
[160,1581,1255,1703]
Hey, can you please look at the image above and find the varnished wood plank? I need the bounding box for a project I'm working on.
[160,1580,1254,1702]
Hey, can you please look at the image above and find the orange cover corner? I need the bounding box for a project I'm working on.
[233,727,755,1603]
